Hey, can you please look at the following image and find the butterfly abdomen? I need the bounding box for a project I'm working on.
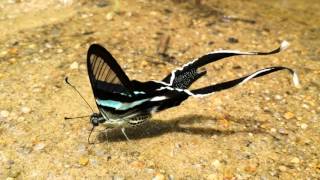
[128,114,151,126]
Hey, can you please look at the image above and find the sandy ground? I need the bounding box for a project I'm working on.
[0,0,319,179]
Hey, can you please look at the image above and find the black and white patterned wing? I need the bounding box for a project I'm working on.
[162,41,289,89]
[87,44,134,99]
[191,66,300,96]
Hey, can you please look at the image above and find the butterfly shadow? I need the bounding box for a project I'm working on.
[96,114,273,143]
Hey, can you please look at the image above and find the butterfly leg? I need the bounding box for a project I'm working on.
[121,128,130,141]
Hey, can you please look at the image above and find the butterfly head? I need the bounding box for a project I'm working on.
[90,113,103,126]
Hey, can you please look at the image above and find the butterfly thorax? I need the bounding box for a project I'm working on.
[90,110,151,128]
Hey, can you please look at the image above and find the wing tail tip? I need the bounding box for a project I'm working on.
[292,71,301,88]
[280,40,290,51]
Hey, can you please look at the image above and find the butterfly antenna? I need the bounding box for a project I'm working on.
[88,126,96,144]
[64,115,91,120]
[65,77,94,113]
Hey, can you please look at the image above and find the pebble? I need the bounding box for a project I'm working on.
[106,12,114,20]
[0,50,7,57]
[79,156,89,166]
[270,128,277,133]
[57,49,63,53]
[283,112,295,120]
[112,175,125,180]
[290,157,300,164]
[212,159,221,169]
[300,123,308,129]
[145,168,155,174]
[275,95,283,100]
[8,47,18,55]
[152,173,166,180]
[70,62,79,70]
[21,107,31,114]
[279,165,287,172]
[0,110,10,118]
[96,0,109,7]
[244,164,257,173]
[227,37,239,43]
[278,128,288,135]
[33,143,46,151]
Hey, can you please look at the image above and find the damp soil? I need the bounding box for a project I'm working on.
[0,0,319,179]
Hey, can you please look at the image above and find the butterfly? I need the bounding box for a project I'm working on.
[85,41,299,140]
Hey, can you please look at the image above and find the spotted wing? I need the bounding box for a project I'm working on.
[87,44,134,99]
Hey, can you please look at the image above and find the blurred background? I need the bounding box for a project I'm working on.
[0,0,319,179]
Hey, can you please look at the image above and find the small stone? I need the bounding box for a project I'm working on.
[70,62,79,70]
[212,159,221,169]
[8,47,18,55]
[302,104,309,109]
[96,0,109,7]
[300,123,308,129]
[33,143,46,151]
[168,175,174,180]
[275,95,282,100]
[57,49,63,53]
[9,58,16,64]
[152,173,166,180]
[112,175,125,180]
[141,60,149,67]
[270,128,277,133]
[217,118,229,128]
[283,112,295,120]
[21,107,31,114]
[244,164,257,173]
[79,156,89,166]
[0,50,7,57]
[106,12,113,20]
[279,165,287,172]
[0,110,9,118]
[227,37,239,43]
[145,168,155,174]
[207,174,218,180]
[278,128,288,135]
[290,157,300,164]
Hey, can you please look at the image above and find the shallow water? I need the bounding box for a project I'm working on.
[0,0,319,179]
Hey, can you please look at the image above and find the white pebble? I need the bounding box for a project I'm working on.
[0,110,9,117]
[300,123,308,129]
[212,159,221,169]
[70,62,79,70]
[106,12,113,20]
[275,95,282,100]
[33,143,46,151]
[21,107,31,114]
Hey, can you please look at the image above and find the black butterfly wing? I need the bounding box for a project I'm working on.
[87,44,134,99]
[162,41,289,89]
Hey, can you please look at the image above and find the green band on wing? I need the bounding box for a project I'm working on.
[96,98,149,110]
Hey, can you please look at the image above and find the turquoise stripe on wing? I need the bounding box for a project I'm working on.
[96,98,150,111]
